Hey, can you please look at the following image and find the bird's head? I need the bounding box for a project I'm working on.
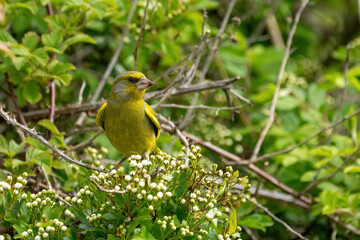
[110,71,153,101]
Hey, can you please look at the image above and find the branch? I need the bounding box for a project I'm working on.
[133,0,150,70]
[156,103,247,112]
[5,73,27,128]
[254,109,360,162]
[90,177,127,194]
[74,0,138,126]
[250,0,309,162]
[0,105,107,173]
[22,77,240,120]
[243,195,309,240]
[39,166,71,207]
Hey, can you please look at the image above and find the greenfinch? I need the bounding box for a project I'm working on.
[96,71,160,161]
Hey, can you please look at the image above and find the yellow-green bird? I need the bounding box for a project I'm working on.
[96,71,160,165]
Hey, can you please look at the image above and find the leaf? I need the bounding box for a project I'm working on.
[0,135,9,155]
[12,57,26,70]
[41,30,63,48]
[307,84,326,109]
[344,166,360,173]
[238,214,273,232]
[310,146,338,157]
[132,226,156,240]
[22,32,39,51]
[38,120,64,137]
[32,48,48,66]
[22,81,42,104]
[8,2,38,15]
[0,29,17,44]
[228,203,237,234]
[60,33,96,52]
[24,137,47,150]
[8,140,23,158]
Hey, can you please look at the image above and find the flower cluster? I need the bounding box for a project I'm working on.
[0,173,27,196]
[24,189,57,210]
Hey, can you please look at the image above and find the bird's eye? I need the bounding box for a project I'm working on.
[128,77,135,82]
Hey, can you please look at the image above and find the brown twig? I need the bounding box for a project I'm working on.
[74,0,138,127]
[250,0,309,162]
[180,0,238,129]
[39,166,71,207]
[22,77,240,120]
[0,104,107,173]
[45,3,56,140]
[243,195,309,240]
[5,73,28,128]
[156,103,247,112]
[68,129,102,152]
[133,0,150,70]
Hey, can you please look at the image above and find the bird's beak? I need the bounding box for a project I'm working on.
[137,77,154,90]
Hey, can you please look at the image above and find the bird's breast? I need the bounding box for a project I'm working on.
[104,100,156,157]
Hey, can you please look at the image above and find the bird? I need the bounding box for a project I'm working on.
[96,71,160,167]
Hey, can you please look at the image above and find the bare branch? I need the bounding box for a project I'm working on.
[250,0,309,162]
[156,103,247,112]
[22,77,240,120]
[74,0,139,126]
[133,0,150,70]
[39,166,71,207]
[243,195,309,240]
[0,105,107,173]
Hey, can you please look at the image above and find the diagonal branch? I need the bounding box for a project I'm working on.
[0,105,107,173]
[250,0,309,162]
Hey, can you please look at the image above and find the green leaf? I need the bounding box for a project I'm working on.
[13,57,26,70]
[0,135,9,155]
[0,43,15,59]
[41,30,63,48]
[22,32,39,51]
[8,140,23,158]
[238,214,273,232]
[310,146,338,157]
[8,2,38,14]
[0,29,17,44]
[307,84,326,109]
[22,81,42,104]
[344,166,360,173]
[132,226,156,240]
[24,137,47,150]
[60,33,96,52]
[38,119,61,135]
[10,44,30,56]
[32,48,48,66]
[228,203,237,234]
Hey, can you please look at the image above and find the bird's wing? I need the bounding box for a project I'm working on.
[145,103,160,140]
[96,102,107,131]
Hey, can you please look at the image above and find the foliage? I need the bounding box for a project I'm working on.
[0,0,359,239]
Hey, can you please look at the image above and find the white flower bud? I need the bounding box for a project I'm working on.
[42,232,48,238]
[165,192,172,197]
[137,194,143,199]
[21,231,28,237]
[149,183,157,189]
[180,199,186,204]
[61,226,67,231]
[65,210,71,216]
[14,183,22,189]
[157,192,163,199]
[147,195,153,201]
[125,175,131,181]
[148,205,154,211]
[35,235,41,240]
[193,206,199,212]
[139,181,145,187]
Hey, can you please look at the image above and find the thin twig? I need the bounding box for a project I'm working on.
[68,129,102,151]
[301,145,360,194]
[250,0,309,162]
[254,109,360,162]
[39,166,71,207]
[78,80,86,104]
[157,103,247,112]
[90,178,127,194]
[327,214,360,235]
[326,43,350,144]
[45,3,56,140]
[243,195,309,240]
[133,0,150,70]
[180,0,238,129]
[0,105,107,173]
[74,0,138,127]
[5,73,27,128]
[158,115,190,165]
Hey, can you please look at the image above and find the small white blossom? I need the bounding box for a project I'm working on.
[35,235,41,240]
[61,226,67,231]
[180,199,186,204]
[137,194,143,199]
[190,193,197,199]
[157,192,163,198]
[147,195,153,201]
[165,192,172,197]
[139,181,145,187]
[0,182,10,190]
[148,205,154,211]
[21,231,28,237]
[21,193,27,199]
[193,206,199,212]
[65,210,72,216]
[42,233,49,238]
[125,175,131,181]
[130,160,137,167]
[149,183,157,189]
